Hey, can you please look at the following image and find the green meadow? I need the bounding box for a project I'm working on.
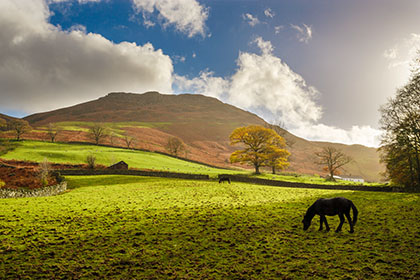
[1,140,231,177]
[0,176,419,279]
[1,140,383,186]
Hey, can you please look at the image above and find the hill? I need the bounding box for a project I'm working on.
[22,92,384,181]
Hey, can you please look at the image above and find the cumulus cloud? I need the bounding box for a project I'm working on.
[0,0,173,114]
[242,13,260,27]
[132,0,209,38]
[264,8,274,18]
[176,36,322,128]
[384,33,420,69]
[174,71,230,100]
[176,37,381,147]
[290,23,312,43]
[275,25,284,34]
[292,124,382,148]
[47,0,101,3]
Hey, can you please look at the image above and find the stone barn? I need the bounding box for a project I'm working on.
[108,161,128,170]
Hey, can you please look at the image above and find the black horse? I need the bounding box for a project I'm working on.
[302,197,358,233]
[218,176,231,184]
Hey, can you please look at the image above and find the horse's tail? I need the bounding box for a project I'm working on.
[351,201,358,225]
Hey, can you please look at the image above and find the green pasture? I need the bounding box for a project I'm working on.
[38,121,172,135]
[0,140,230,177]
[0,176,418,279]
[1,140,384,186]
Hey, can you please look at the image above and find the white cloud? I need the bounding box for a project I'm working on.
[253,37,273,55]
[47,0,101,3]
[172,55,186,63]
[0,0,173,114]
[275,25,284,34]
[242,13,260,27]
[264,8,274,18]
[290,23,312,44]
[132,0,209,38]
[176,37,381,147]
[174,71,230,100]
[384,33,420,69]
[291,124,382,148]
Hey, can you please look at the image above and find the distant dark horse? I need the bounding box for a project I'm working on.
[218,176,231,184]
[302,197,358,233]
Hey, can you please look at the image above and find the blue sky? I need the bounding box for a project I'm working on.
[1,0,420,147]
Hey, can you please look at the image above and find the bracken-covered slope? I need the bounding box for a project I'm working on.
[23,92,384,182]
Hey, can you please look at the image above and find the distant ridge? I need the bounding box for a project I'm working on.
[22,92,384,182]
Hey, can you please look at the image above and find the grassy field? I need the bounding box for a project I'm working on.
[1,140,383,186]
[0,140,231,177]
[1,176,419,279]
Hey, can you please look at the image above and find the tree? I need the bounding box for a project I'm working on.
[265,122,296,149]
[229,125,289,174]
[89,123,107,145]
[315,146,352,181]
[123,134,135,149]
[165,136,185,156]
[265,145,290,174]
[47,123,61,143]
[379,54,420,188]
[9,119,32,140]
[0,118,6,130]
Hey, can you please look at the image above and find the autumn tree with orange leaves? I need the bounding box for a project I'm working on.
[230,125,290,174]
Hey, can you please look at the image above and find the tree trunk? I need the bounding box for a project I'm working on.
[255,165,260,174]
[272,166,276,174]
[414,146,420,187]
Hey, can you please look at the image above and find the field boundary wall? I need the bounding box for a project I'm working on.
[218,174,409,193]
[58,169,210,180]
[0,182,67,199]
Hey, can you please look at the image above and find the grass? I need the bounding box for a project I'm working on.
[257,173,383,187]
[39,121,172,134]
[0,176,418,279]
[0,140,232,177]
[1,140,386,185]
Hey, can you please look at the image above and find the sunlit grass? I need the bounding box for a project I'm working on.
[0,140,233,177]
[0,176,418,279]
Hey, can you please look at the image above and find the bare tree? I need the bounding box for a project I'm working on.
[123,134,135,149]
[90,123,107,145]
[47,123,61,143]
[109,131,117,146]
[165,136,186,156]
[9,119,32,140]
[315,146,352,181]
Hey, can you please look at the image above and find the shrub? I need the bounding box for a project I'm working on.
[38,158,50,187]
[87,154,96,169]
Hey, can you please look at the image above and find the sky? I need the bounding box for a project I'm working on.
[1,0,419,147]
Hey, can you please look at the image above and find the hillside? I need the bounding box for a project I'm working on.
[22,92,384,181]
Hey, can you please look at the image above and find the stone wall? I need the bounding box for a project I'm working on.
[218,174,407,193]
[0,182,67,199]
[58,169,210,180]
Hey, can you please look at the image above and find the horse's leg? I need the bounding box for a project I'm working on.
[318,215,324,231]
[345,211,354,233]
[336,213,345,232]
[323,216,330,232]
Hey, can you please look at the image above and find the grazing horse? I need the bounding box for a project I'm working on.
[302,197,358,233]
[218,176,231,184]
